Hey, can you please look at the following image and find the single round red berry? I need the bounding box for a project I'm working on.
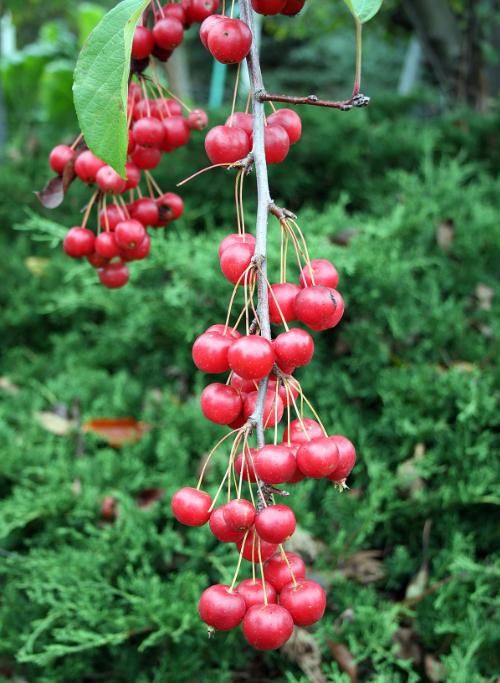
[294,285,344,331]
[237,579,277,609]
[267,108,302,145]
[252,0,287,14]
[189,0,220,22]
[63,227,95,258]
[98,261,129,289]
[198,584,246,631]
[124,162,141,190]
[264,124,290,164]
[223,499,256,531]
[200,383,242,424]
[119,233,151,261]
[327,435,356,482]
[279,579,326,626]
[87,252,109,269]
[264,551,306,592]
[161,116,190,151]
[171,486,212,526]
[49,144,75,175]
[206,324,241,339]
[274,328,314,369]
[281,0,306,15]
[187,108,209,130]
[296,436,339,478]
[228,336,275,380]
[160,2,187,23]
[132,116,165,148]
[99,204,127,230]
[95,165,127,194]
[205,125,251,164]
[254,445,296,484]
[131,145,162,170]
[283,417,324,445]
[225,111,254,136]
[95,231,120,259]
[74,150,105,183]
[153,16,184,49]
[192,330,234,373]
[242,604,294,650]
[209,506,245,542]
[220,242,255,285]
[199,14,225,48]
[268,283,300,324]
[299,258,339,289]
[130,198,160,226]
[255,505,296,544]
[218,232,256,258]
[207,18,252,64]
[234,447,258,482]
[114,219,146,250]
[132,26,154,59]
[155,192,184,224]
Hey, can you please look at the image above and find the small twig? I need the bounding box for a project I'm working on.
[269,201,297,221]
[256,90,370,111]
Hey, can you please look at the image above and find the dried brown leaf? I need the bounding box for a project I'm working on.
[475,283,494,311]
[328,642,358,682]
[286,525,326,562]
[340,549,385,584]
[392,627,422,664]
[82,418,150,447]
[425,654,446,682]
[35,176,65,209]
[136,488,165,509]
[436,220,454,251]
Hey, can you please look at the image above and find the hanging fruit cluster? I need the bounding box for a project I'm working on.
[43,1,220,288]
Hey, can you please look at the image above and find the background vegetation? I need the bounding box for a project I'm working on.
[0,1,499,681]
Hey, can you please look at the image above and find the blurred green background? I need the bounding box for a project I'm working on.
[0,1,499,682]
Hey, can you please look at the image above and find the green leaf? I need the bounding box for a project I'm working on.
[343,0,383,23]
[73,0,150,177]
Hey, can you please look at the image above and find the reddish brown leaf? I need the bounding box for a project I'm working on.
[82,418,150,447]
[136,488,165,509]
[283,629,326,683]
[35,176,65,209]
[328,642,358,682]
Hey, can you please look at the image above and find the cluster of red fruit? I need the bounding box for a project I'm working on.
[47,14,214,288]
[171,225,356,648]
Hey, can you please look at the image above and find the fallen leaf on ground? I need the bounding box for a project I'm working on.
[283,629,326,683]
[425,654,446,682]
[82,418,150,447]
[339,549,385,584]
[475,283,494,311]
[328,641,357,682]
[136,488,165,508]
[392,627,422,665]
[35,411,77,436]
[436,220,454,251]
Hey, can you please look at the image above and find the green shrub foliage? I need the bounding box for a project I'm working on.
[0,107,499,681]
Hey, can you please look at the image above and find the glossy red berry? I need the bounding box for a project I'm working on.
[223,499,256,531]
[124,162,141,190]
[234,447,258,482]
[198,584,246,630]
[161,116,190,151]
[283,417,324,445]
[74,150,105,183]
[160,2,187,22]
[274,328,314,369]
[236,530,277,563]
[200,383,242,424]
[264,124,290,164]
[209,506,245,542]
[132,116,165,148]
[254,445,296,484]
[225,111,254,136]
[132,26,154,59]
[49,144,75,175]
[281,0,306,15]
[242,604,294,650]
[95,231,119,259]
[268,283,300,324]
[207,18,252,64]
[252,0,287,14]
[95,165,127,194]
[206,324,241,339]
[255,505,296,544]
[237,579,277,609]
[296,436,339,478]
[279,579,326,626]
[199,14,225,48]
[327,435,357,481]
[63,227,95,258]
[87,252,109,269]
[131,145,162,170]
[187,108,209,130]
[294,286,344,331]
[220,242,255,285]
[189,0,220,22]
[98,261,129,289]
[218,232,256,258]
[171,486,212,526]
[300,258,339,289]
[267,108,302,145]
[99,204,127,231]
[192,330,234,373]
[155,192,184,224]
[153,16,184,49]
[114,219,146,250]
[243,390,284,428]
[119,233,151,261]
[228,336,275,380]
[264,551,306,592]
[205,125,251,164]
[130,198,160,226]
